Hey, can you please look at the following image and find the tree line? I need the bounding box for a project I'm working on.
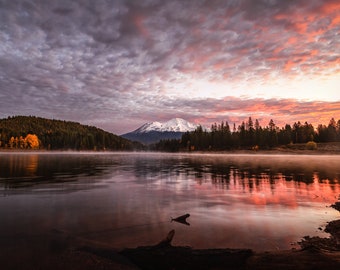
[0,116,142,151]
[154,117,340,152]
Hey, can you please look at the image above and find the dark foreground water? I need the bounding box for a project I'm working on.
[1,152,340,252]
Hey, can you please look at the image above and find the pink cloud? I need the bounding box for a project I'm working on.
[174,97,340,129]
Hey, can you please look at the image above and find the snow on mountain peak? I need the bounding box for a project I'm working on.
[134,118,199,133]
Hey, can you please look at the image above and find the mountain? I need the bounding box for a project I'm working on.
[134,118,198,133]
[121,118,200,144]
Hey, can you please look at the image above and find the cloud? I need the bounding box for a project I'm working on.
[0,0,339,134]
[151,96,340,130]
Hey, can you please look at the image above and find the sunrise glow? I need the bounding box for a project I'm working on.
[0,0,339,134]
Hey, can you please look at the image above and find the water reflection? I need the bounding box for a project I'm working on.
[0,153,113,192]
[3,154,38,178]
[23,154,38,175]
[129,154,340,184]
[0,152,340,252]
[127,154,340,207]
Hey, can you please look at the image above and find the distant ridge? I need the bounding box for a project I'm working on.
[0,115,141,151]
[121,118,200,144]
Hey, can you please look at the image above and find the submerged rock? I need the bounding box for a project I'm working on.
[331,202,340,212]
[326,220,340,246]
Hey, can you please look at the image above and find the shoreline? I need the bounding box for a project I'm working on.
[1,141,340,155]
[1,149,339,155]
[2,235,339,270]
[2,204,339,270]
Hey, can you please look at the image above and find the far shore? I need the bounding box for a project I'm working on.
[1,146,339,155]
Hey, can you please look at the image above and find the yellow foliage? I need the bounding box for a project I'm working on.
[25,134,39,149]
[9,136,15,148]
[306,141,317,150]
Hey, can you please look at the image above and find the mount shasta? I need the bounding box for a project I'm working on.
[121,118,199,144]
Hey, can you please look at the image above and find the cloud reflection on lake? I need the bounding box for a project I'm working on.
[0,152,339,252]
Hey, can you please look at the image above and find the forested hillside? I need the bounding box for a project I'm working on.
[154,117,340,152]
[0,116,140,151]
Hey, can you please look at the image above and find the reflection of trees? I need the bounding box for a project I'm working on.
[132,155,340,191]
[188,156,339,185]
[25,155,38,175]
[208,165,337,186]
[4,154,38,179]
[175,156,340,206]
[0,154,110,190]
[208,167,340,206]
[3,153,338,199]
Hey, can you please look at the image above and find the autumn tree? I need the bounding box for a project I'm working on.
[25,134,39,149]
[9,136,15,148]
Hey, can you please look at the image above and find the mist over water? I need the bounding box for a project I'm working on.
[0,152,339,252]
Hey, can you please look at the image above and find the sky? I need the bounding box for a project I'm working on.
[0,0,339,135]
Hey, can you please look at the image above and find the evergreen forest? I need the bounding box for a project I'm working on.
[154,117,340,152]
[1,116,340,152]
[0,116,141,151]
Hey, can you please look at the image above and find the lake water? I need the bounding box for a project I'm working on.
[1,152,340,252]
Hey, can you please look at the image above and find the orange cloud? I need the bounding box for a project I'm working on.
[273,1,338,42]
[190,97,340,129]
[287,36,298,45]
[284,60,295,72]
[321,1,340,14]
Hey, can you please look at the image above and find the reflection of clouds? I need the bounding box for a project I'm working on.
[1,152,340,204]
[210,169,340,208]
[129,154,340,208]
[1,152,339,252]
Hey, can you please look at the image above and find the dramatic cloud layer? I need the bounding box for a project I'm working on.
[0,0,339,134]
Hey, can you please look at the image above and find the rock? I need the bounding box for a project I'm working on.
[331,202,340,212]
[325,220,340,246]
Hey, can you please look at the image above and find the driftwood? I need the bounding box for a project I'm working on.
[155,229,175,247]
[120,230,252,270]
[76,200,340,269]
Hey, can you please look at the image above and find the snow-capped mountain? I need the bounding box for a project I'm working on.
[134,118,199,133]
[121,118,200,144]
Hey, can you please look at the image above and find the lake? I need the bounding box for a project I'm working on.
[0,152,340,253]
